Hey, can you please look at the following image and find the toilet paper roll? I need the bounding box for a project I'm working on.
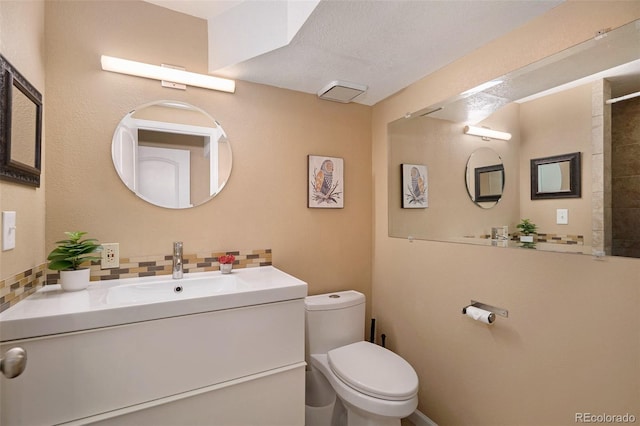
[465,306,495,324]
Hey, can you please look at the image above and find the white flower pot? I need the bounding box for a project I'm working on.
[59,268,91,291]
[220,263,233,274]
[520,235,534,243]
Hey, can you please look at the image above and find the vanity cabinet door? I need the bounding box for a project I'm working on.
[0,299,304,425]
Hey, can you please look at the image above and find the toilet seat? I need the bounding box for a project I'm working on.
[327,341,418,401]
[310,354,418,419]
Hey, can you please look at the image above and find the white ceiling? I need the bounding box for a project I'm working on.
[145,0,564,105]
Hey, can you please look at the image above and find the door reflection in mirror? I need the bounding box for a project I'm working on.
[111,100,231,209]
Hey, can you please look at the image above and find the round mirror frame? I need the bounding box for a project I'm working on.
[111,100,232,209]
[464,147,504,209]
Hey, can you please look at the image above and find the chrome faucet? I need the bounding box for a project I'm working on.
[172,241,183,279]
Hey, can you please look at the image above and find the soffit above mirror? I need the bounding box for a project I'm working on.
[146,0,563,106]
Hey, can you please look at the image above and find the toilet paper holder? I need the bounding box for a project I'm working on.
[462,300,509,318]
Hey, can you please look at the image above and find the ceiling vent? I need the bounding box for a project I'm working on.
[317,80,367,103]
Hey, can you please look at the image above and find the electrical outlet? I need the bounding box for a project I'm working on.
[101,243,119,269]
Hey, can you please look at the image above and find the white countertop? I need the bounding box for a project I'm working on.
[0,266,307,342]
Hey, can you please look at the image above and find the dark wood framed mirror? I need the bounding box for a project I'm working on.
[0,54,43,187]
[474,164,504,203]
[530,152,581,200]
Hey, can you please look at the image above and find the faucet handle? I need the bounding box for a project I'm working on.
[172,242,184,279]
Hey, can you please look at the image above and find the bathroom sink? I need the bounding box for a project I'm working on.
[0,266,307,341]
[106,274,248,304]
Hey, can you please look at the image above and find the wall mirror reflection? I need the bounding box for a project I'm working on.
[465,148,504,207]
[0,54,43,187]
[476,166,504,201]
[388,18,640,258]
[531,152,581,199]
[111,100,231,209]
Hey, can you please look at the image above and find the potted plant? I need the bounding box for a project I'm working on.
[516,219,537,243]
[47,231,102,291]
[218,254,235,274]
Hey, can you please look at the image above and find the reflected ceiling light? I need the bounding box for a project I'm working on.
[460,80,503,97]
[159,101,196,110]
[463,125,512,141]
[101,55,235,93]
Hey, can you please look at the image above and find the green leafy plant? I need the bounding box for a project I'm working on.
[47,231,102,271]
[516,219,538,236]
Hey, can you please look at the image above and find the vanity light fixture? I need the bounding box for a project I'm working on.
[463,125,512,141]
[100,55,235,93]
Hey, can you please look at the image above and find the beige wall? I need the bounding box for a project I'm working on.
[372,2,640,425]
[44,1,372,299]
[519,83,593,244]
[0,1,46,280]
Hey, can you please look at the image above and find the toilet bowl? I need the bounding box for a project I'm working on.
[305,291,418,426]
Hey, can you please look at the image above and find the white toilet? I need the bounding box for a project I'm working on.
[305,290,418,426]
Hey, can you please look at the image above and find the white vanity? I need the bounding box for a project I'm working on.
[0,266,307,425]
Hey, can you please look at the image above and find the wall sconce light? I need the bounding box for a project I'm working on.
[463,125,512,141]
[100,55,236,93]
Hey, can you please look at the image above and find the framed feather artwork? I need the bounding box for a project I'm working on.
[308,155,344,208]
[402,164,428,208]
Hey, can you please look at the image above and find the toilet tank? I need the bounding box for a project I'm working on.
[305,290,365,357]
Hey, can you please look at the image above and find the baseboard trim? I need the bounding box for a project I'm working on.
[408,409,438,426]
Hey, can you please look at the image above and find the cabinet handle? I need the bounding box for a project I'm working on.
[1,347,27,379]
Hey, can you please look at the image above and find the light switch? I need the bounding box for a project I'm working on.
[556,209,568,225]
[2,211,17,251]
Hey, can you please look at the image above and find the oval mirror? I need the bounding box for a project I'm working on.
[465,147,504,209]
[111,100,231,209]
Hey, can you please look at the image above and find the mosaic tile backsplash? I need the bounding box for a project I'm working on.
[47,248,272,284]
[533,233,584,245]
[0,249,271,313]
[474,233,584,245]
[0,264,46,313]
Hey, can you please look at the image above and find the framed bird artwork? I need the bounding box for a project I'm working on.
[308,155,344,208]
[402,164,428,208]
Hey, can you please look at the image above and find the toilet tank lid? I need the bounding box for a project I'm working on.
[305,290,365,311]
